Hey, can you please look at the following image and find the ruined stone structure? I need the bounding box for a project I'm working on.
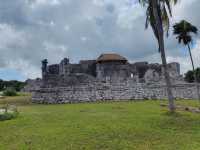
[32,53,199,103]
[22,78,42,93]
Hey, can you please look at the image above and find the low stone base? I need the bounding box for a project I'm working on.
[32,82,199,104]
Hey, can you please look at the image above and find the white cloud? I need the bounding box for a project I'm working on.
[0,24,26,49]
[117,3,144,29]
[50,21,55,27]
[6,59,41,79]
[36,0,60,5]
[192,41,200,68]
[0,0,200,80]
[30,0,61,8]
[64,25,70,31]
[167,40,200,73]
[43,41,68,63]
[81,36,88,42]
[93,0,105,6]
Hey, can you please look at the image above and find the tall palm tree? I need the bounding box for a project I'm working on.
[173,20,200,101]
[138,0,178,112]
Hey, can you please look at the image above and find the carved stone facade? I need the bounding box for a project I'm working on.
[31,53,199,103]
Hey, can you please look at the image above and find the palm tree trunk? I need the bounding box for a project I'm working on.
[151,0,175,112]
[187,44,200,101]
[159,36,175,112]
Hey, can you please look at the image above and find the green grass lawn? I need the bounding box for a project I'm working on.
[0,95,200,150]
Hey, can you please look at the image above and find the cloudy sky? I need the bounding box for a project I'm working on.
[0,0,200,81]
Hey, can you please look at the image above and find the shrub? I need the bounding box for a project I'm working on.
[3,88,18,96]
[0,105,19,121]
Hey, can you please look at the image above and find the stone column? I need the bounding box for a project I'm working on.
[42,59,48,78]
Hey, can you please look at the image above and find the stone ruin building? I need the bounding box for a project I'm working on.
[32,53,199,103]
[22,78,42,93]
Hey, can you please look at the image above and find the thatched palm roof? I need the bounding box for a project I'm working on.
[97,53,127,63]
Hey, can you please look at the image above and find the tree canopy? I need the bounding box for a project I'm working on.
[139,0,178,42]
[0,80,26,92]
[185,68,200,83]
[173,20,198,45]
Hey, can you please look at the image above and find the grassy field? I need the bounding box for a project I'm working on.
[0,95,200,150]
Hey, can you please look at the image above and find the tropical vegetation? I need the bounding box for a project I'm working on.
[138,0,178,112]
[0,79,26,92]
[173,20,199,100]
[185,68,200,83]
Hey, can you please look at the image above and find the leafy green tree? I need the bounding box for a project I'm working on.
[173,20,200,100]
[0,79,4,91]
[185,70,195,83]
[185,68,200,83]
[0,80,25,92]
[196,68,200,83]
[138,0,178,112]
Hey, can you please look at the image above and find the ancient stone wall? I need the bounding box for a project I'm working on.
[41,57,181,84]
[96,62,130,79]
[22,78,42,93]
[32,78,200,104]
[33,56,187,104]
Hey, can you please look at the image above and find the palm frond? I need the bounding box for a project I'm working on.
[173,20,198,45]
[138,0,178,36]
